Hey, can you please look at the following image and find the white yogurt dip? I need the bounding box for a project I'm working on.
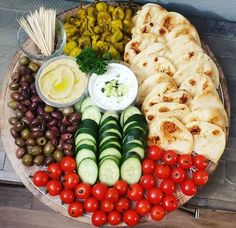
[88,63,138,111]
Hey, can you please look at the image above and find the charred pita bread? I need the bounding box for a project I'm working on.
[148,117,193,154]
[145,102,190,124]
[186,121,226,163]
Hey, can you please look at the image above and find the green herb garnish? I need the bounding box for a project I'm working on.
[76,47,112,75]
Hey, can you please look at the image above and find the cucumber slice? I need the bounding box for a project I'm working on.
[123,132,146,145]
[76,149,96,165]
[74,97,85,113]
[123,106,141,124]
[82,106,101,125]
[75,144,96,155]
[76,138,97,148]
[78,158,98,185]
[100,119,118,128]
[124,128,147,138]
[99,137,121,149]
[124,139,145,147]
[75,133,96,145]
[99,124,122,136]
[100,113,119,125]
[80,97,95,113]
[99,155,120,166]
[123,121,149,135]
[99,159,120,186]
[99,132,122,142]
[80,119,99,131]
[124,114,146,126]
[120,156,142,185]
[99,147,122,160]
[99,143,121,153]
[120,110,125,128]
[125,146,145,159]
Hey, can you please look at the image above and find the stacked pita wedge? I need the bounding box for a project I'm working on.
[124,3,228,163]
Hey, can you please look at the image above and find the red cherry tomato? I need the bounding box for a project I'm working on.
[162,150,178,166]
[178,154,193,169]
[135,198,151,216]
[160,179,176,195]
[105,188,119,203]
[193,155,208,170]
[170,167,186,184]
[140,174,156,190]
[60,156,76,173]
[127,183,144,201]
[75,183,91,199]
[114,180,128,195]
[68,201,84,218]
[162,195,178,212]
[46,179,62,196]
[63,173,79,189]
[92,183,108,201]
[147,146,163,161]
[180,179,197,196]
[100,199,115,213]
[60,189,75,204]
[33,171,49,187]
[150,205,165,221]
[155,164,171,179]
[192,170,208,186]
[92,210,107,227]
[108,211,121,226]
[46,163,63,179]
[83,197,99,213]
[115,197,130,212]
[146,188,163,204]
[123,209,140,227]
[142,159,155,174]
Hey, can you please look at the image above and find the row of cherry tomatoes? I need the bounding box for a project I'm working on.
[31,146,209,226]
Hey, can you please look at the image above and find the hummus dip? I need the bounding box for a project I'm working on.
[37,57,87,107]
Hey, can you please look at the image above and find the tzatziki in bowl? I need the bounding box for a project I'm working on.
[88,62,138,112]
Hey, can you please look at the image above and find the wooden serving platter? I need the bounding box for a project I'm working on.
[0,6,231,225]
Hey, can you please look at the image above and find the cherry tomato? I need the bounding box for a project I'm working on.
[162,195,178,212]
[105,188,119,203]
[84,197,99,213]
[160,179,176,195]
[115,197,130,212]
[170,167,186,184]
[150,205,165,221]
[108,211,121,226]
[192,170,208,186]
[63,173,79,189]
[92,210,107,227]
[114,180,128,195]
[135,198,151,216]
[46,179,62,196]
[142,159,155,174]
[146,188,163,204]
[92,183,108,200]
[193,155,208,170]
[155,164,171,179]
[75,183,91,199]
[60,189,75,204]
[127,183,143,201]
[140,174,156,190]
[60,156,76,173]
[147,146,163,161]
[33,171,49,187]
[68,201,84,218]
[46,163,62,179]
[123,209,140,227]
[162,150,178,166]
[180,179,197,196]
[100,199,115,213]
[178,154,192,169]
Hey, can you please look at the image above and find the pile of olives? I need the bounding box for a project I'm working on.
[63,1,134,59]
[8,56,80,167]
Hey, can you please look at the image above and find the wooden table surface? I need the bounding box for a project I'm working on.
[0,0,236,213]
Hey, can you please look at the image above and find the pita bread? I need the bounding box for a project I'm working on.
[145,102,190,124]
[148,117,193,154]
[179,74,217,97]
[138,73,176,103]
[142,90,192,114]
[186,121,226,163]
[183,107,228,130]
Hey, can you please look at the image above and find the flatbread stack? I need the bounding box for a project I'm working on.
[124,3,228,163]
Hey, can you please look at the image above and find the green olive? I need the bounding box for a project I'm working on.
[19,56,30,66]
[22,154,33,166]
[9,82,20,91]
[36,136,47,146]
[15,109,24,119]
[44,105,54,113]
[21,128,30,140]
[7,100,19,110]
[53,149,64,162]
[61,107,74,116]
[15,138,25,147]
[28,62,39,72]
[9,117,20,126]
[33,155,44,166]
[28,145,43,156]
[44,141,55,156]
[26,138,36,146]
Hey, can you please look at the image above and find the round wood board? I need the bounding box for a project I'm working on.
[0,5,231,226]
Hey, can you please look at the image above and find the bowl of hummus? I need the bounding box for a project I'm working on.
[35,56,88,108]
